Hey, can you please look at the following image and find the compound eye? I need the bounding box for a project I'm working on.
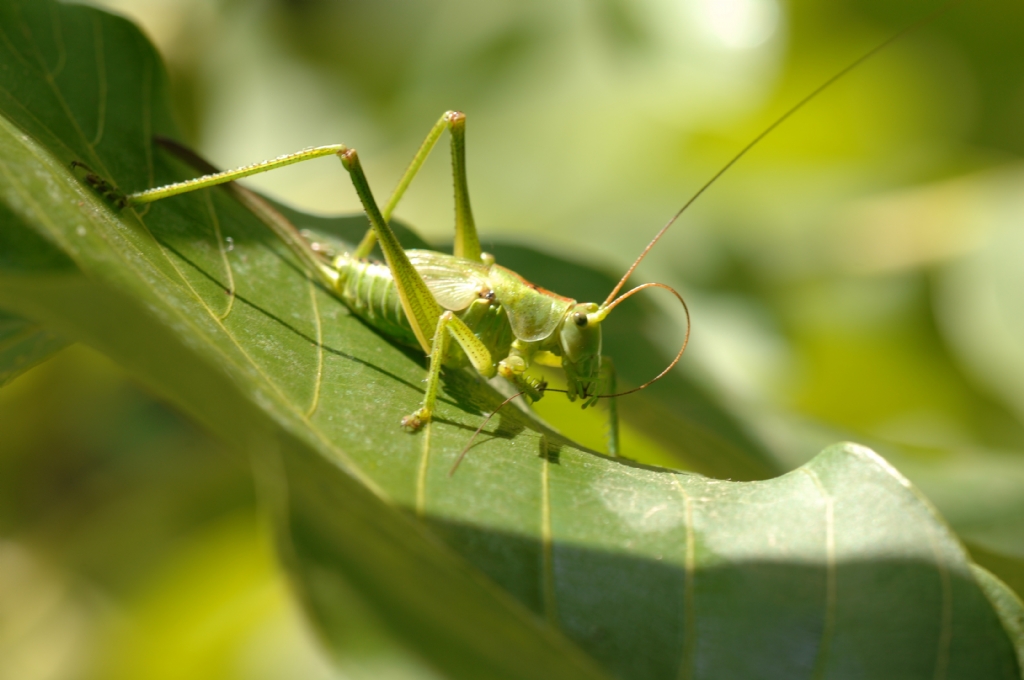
[573,312,588,327]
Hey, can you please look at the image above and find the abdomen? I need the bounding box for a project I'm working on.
[333,254,514,367]
[335,257,421,349]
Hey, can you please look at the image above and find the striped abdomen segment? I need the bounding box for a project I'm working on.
[334,257,420,349]
[333,252,516,368]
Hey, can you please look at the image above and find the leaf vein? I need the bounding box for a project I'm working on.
[203,192,235,319]
[673,476,696,680]
[90,15,106,148]
[415,422,431,517]
[928,526,953,680]
[46,2,65,80]
[141,54,153,190]
[306,278,324,417]
[803,468,837,680]
[541,436,559,628]
[20,10,102,168]
[0,14,34,71]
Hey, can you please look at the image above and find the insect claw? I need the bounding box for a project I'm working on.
[71,161,128,210]
[401,411,428,432]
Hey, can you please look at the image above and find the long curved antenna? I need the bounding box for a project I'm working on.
[449,390,527,476]
[596,282,691,399]
[603,0,963,308]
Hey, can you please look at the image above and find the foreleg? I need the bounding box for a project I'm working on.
[497,348,548,403]
[531,350,618,455]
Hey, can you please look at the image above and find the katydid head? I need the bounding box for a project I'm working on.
[559,281,693,406]
[559,302,603,404]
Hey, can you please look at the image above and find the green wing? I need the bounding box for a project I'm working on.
[407,250,492,312]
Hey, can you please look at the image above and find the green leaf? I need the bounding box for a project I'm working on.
[969,543,1024,608]
[0,158,71,384]
[0,2,1020,678]
[973,565,1024,674]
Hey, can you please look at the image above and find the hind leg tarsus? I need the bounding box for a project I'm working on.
[70,161,127,209]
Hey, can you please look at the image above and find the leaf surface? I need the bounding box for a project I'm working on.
[0,2,1019,678]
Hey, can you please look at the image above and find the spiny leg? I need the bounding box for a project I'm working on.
[352,113,446,258]
[403,310,497,430]
[339,149,444,355]
[127,145,346,204]
[122,111,479,265]
[352,111,481,262]
[122,138,448,358]
[448,112,480,261]
[128,140,342,292]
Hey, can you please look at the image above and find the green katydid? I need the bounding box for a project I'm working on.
[75,2,950,473]
[120,111,684,472]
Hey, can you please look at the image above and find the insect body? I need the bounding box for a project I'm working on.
[124,112,690,464]
[332,246,604,426]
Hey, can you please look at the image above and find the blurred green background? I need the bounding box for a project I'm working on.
[3,0,1024,676]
